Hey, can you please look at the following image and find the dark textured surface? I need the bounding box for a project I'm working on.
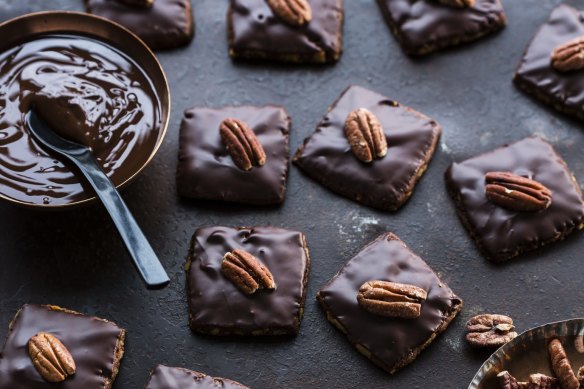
[1,0,584,388]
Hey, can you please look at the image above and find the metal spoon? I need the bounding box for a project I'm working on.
[25,109,170,289]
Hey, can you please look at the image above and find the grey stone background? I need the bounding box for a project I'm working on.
[0,0,581,387]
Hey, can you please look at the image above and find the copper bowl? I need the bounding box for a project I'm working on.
[0,11,170,209]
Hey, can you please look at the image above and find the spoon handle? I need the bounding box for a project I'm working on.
[71,152,170,289]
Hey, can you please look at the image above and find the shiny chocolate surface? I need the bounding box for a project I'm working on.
[187,226,310,335]
[145,365,250,389]
[317,233,462,373]
[445,137,584,262]
[0,34,161,205]
[0,304,125,389]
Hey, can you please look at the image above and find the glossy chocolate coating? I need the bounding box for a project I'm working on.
[187,226,310,335]
[0,304,125,388]
[445,137,584,262]
[86,0,194,51]
[177,106,290,205]
[0,35,161,206]
[514,5,584,121]
[293,85,441,211]
[228,0,343,63]
[376,0,506,55]
[145,365,250,389]
[317,233,462,374]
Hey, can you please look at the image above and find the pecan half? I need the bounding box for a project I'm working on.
[221,249,276,294]
[466,314,517,348]
[485,172,552,212]
[527,374,558,389]
[551,36,584,73]
[266,0,312,26]
[117,0,154,8]
[577,365,584,386]
[435,0,475,8]
[497,371,523,389]
[219,118,266,171]
[548,338,579,389]
[357,280,427,319]
[344,108,388,163]
[28,332,76,383]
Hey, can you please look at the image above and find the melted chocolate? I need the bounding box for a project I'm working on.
[177,106,290,205]
[145,365,250,389]
[376,0,506,55]
[86,0,194,51]
[514,5,584,121]
[317,233,462,374]
[0,304,125,388]
[228,0,343,63]
[0,35,161,206]
[293,85,441,211]
[445,137,584,262]
[187,226,310,335]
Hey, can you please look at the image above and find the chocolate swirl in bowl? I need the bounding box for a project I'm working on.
[0,34,161,206]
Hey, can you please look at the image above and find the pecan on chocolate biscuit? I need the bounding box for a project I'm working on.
[357,280,427,319]
[219,118,267,171]
[466,314,517,348]
[551,36,584,73]
[344,108,388,163]
[266,0,312,27]
[221,249,276,295]
[116,0,154,8]
[485,172,552,212]
[549,339,579,389]
[28,332,76,383]
[435,0,475,8]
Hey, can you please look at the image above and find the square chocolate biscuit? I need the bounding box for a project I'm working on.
[317,233,463,374]
[177,105,290,205]
[145,365,250,389]
[187,226,310,335]
[376,0,506,56]
[85,0,194,50]
[0,304,125,389]
[293,85,441,211]
[445,137,584,262]
[514,5,584,121]
[227,0,343,64]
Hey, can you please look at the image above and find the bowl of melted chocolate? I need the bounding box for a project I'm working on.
[0,11,170,207]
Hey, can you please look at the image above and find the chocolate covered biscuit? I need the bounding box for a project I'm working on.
[228,0,344,64]
[445,137,584,262]
[177,105,290,205]
[317,233,463,374]
[145,365,250,389]
[0,304,125,388]
[186,226,310,336]
[376,0,506,56]
[294,85,441,211]
[85,0,194,50]
[514,5,584,121]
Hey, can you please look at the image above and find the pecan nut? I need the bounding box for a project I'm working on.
[357,280,427,319]
[221,249,276,294]
[497,371,526,389]
[344,108,388,163]
[551,36,584,73]
[28,332,76,383]
[548,338,579,389]
[117,0,154,8]
[219,118,266,171]
[485,172,552,212]
[577,365,584,386]
[435,0,475,8]
[527,374,558,389]
[266,0,312,26]
[465,314,517,348]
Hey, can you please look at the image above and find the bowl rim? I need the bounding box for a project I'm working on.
[0,10,171,209]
